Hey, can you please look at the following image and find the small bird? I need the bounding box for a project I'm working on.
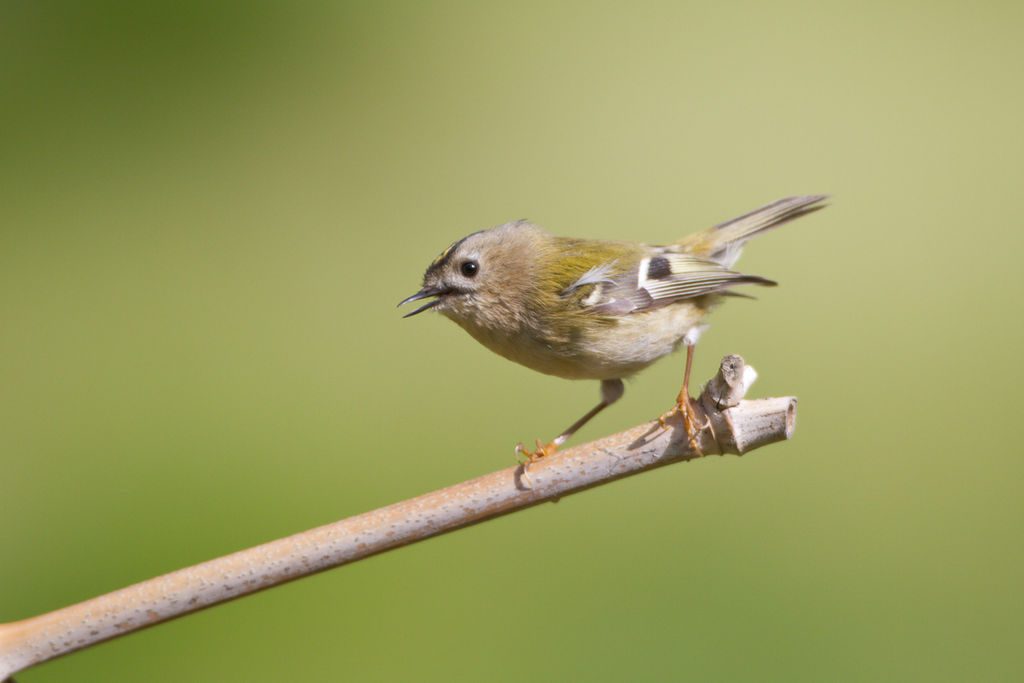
[399,195,827,460]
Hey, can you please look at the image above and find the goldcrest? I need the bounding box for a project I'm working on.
[400,195,827,459]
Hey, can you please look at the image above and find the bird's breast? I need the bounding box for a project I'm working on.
[446,298,715,381]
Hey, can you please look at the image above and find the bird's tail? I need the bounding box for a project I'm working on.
[676,195,828,267]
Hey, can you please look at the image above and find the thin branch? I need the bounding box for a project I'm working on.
[0,355,795,680]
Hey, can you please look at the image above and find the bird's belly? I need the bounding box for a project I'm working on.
[570,303,710,379]
[489,304,710,380]
[450,300,713,382]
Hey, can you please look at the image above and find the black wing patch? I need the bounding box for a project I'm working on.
[586,252,775,316]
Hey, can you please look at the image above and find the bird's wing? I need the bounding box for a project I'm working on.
[564,251,775,316]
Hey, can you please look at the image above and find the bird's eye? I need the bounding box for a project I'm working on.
[460,260,479,277]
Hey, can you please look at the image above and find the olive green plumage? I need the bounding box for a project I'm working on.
[401,195,827,383]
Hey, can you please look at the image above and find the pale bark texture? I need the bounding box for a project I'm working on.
[0,355,795,680]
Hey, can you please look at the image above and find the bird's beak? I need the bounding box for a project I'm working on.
[397,286,450,318]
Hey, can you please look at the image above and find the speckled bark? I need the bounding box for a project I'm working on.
[0,355,794,680]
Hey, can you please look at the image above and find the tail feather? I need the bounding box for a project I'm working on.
[677,195,828,266]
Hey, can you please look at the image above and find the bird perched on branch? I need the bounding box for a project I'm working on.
[400,195,828,460]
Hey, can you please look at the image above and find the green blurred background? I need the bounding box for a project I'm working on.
[2,2,1022,681]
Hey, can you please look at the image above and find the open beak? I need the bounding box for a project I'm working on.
[397,286,450,318]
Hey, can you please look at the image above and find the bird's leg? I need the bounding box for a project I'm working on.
[658,345,707,454]
[516,379,625,464]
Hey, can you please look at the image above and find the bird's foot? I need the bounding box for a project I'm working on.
[658,394,708,456]
[514,440,561,490]
[514,439,559,464]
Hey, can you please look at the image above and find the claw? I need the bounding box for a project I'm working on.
[658,396,706,456]
[514,439,559,490]
[658,344,708,455]
[514,439,558,464]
